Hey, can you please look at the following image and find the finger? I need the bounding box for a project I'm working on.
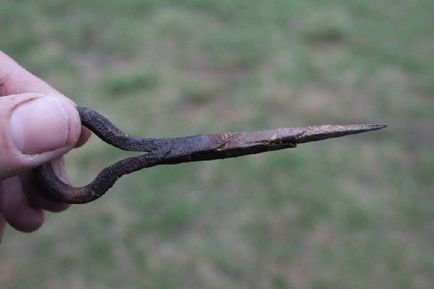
[75,127,92,148]
[21,176,70,213]
[0,177,44,232]
[20,159,70,212]
[0,93,81,179]
[0,51,59,96]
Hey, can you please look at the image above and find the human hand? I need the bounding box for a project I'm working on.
[0,51,90,240]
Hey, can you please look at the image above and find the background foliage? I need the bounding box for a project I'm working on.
[1,0,433,288]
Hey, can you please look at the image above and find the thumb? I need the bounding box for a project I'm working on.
[0,93,81,179]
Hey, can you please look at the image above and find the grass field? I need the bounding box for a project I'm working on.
[1,1,433,288]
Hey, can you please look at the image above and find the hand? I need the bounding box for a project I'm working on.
[0,51,90,240]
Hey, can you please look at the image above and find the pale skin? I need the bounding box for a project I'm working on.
[0,51,90,239]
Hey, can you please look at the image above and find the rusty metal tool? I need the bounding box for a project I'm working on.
[33,107,386,204]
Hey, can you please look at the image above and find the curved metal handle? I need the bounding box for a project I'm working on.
[33,106,386,204]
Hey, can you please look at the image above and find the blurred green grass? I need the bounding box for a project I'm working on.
[1,0,433,288]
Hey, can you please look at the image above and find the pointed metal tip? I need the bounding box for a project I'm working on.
[342,123,388,133]
[295,123,387,144]
[369,124,388,130]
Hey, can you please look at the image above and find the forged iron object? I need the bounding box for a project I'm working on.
[33,107,387,204]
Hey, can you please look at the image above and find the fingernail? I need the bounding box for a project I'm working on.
[10,96,71,154]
